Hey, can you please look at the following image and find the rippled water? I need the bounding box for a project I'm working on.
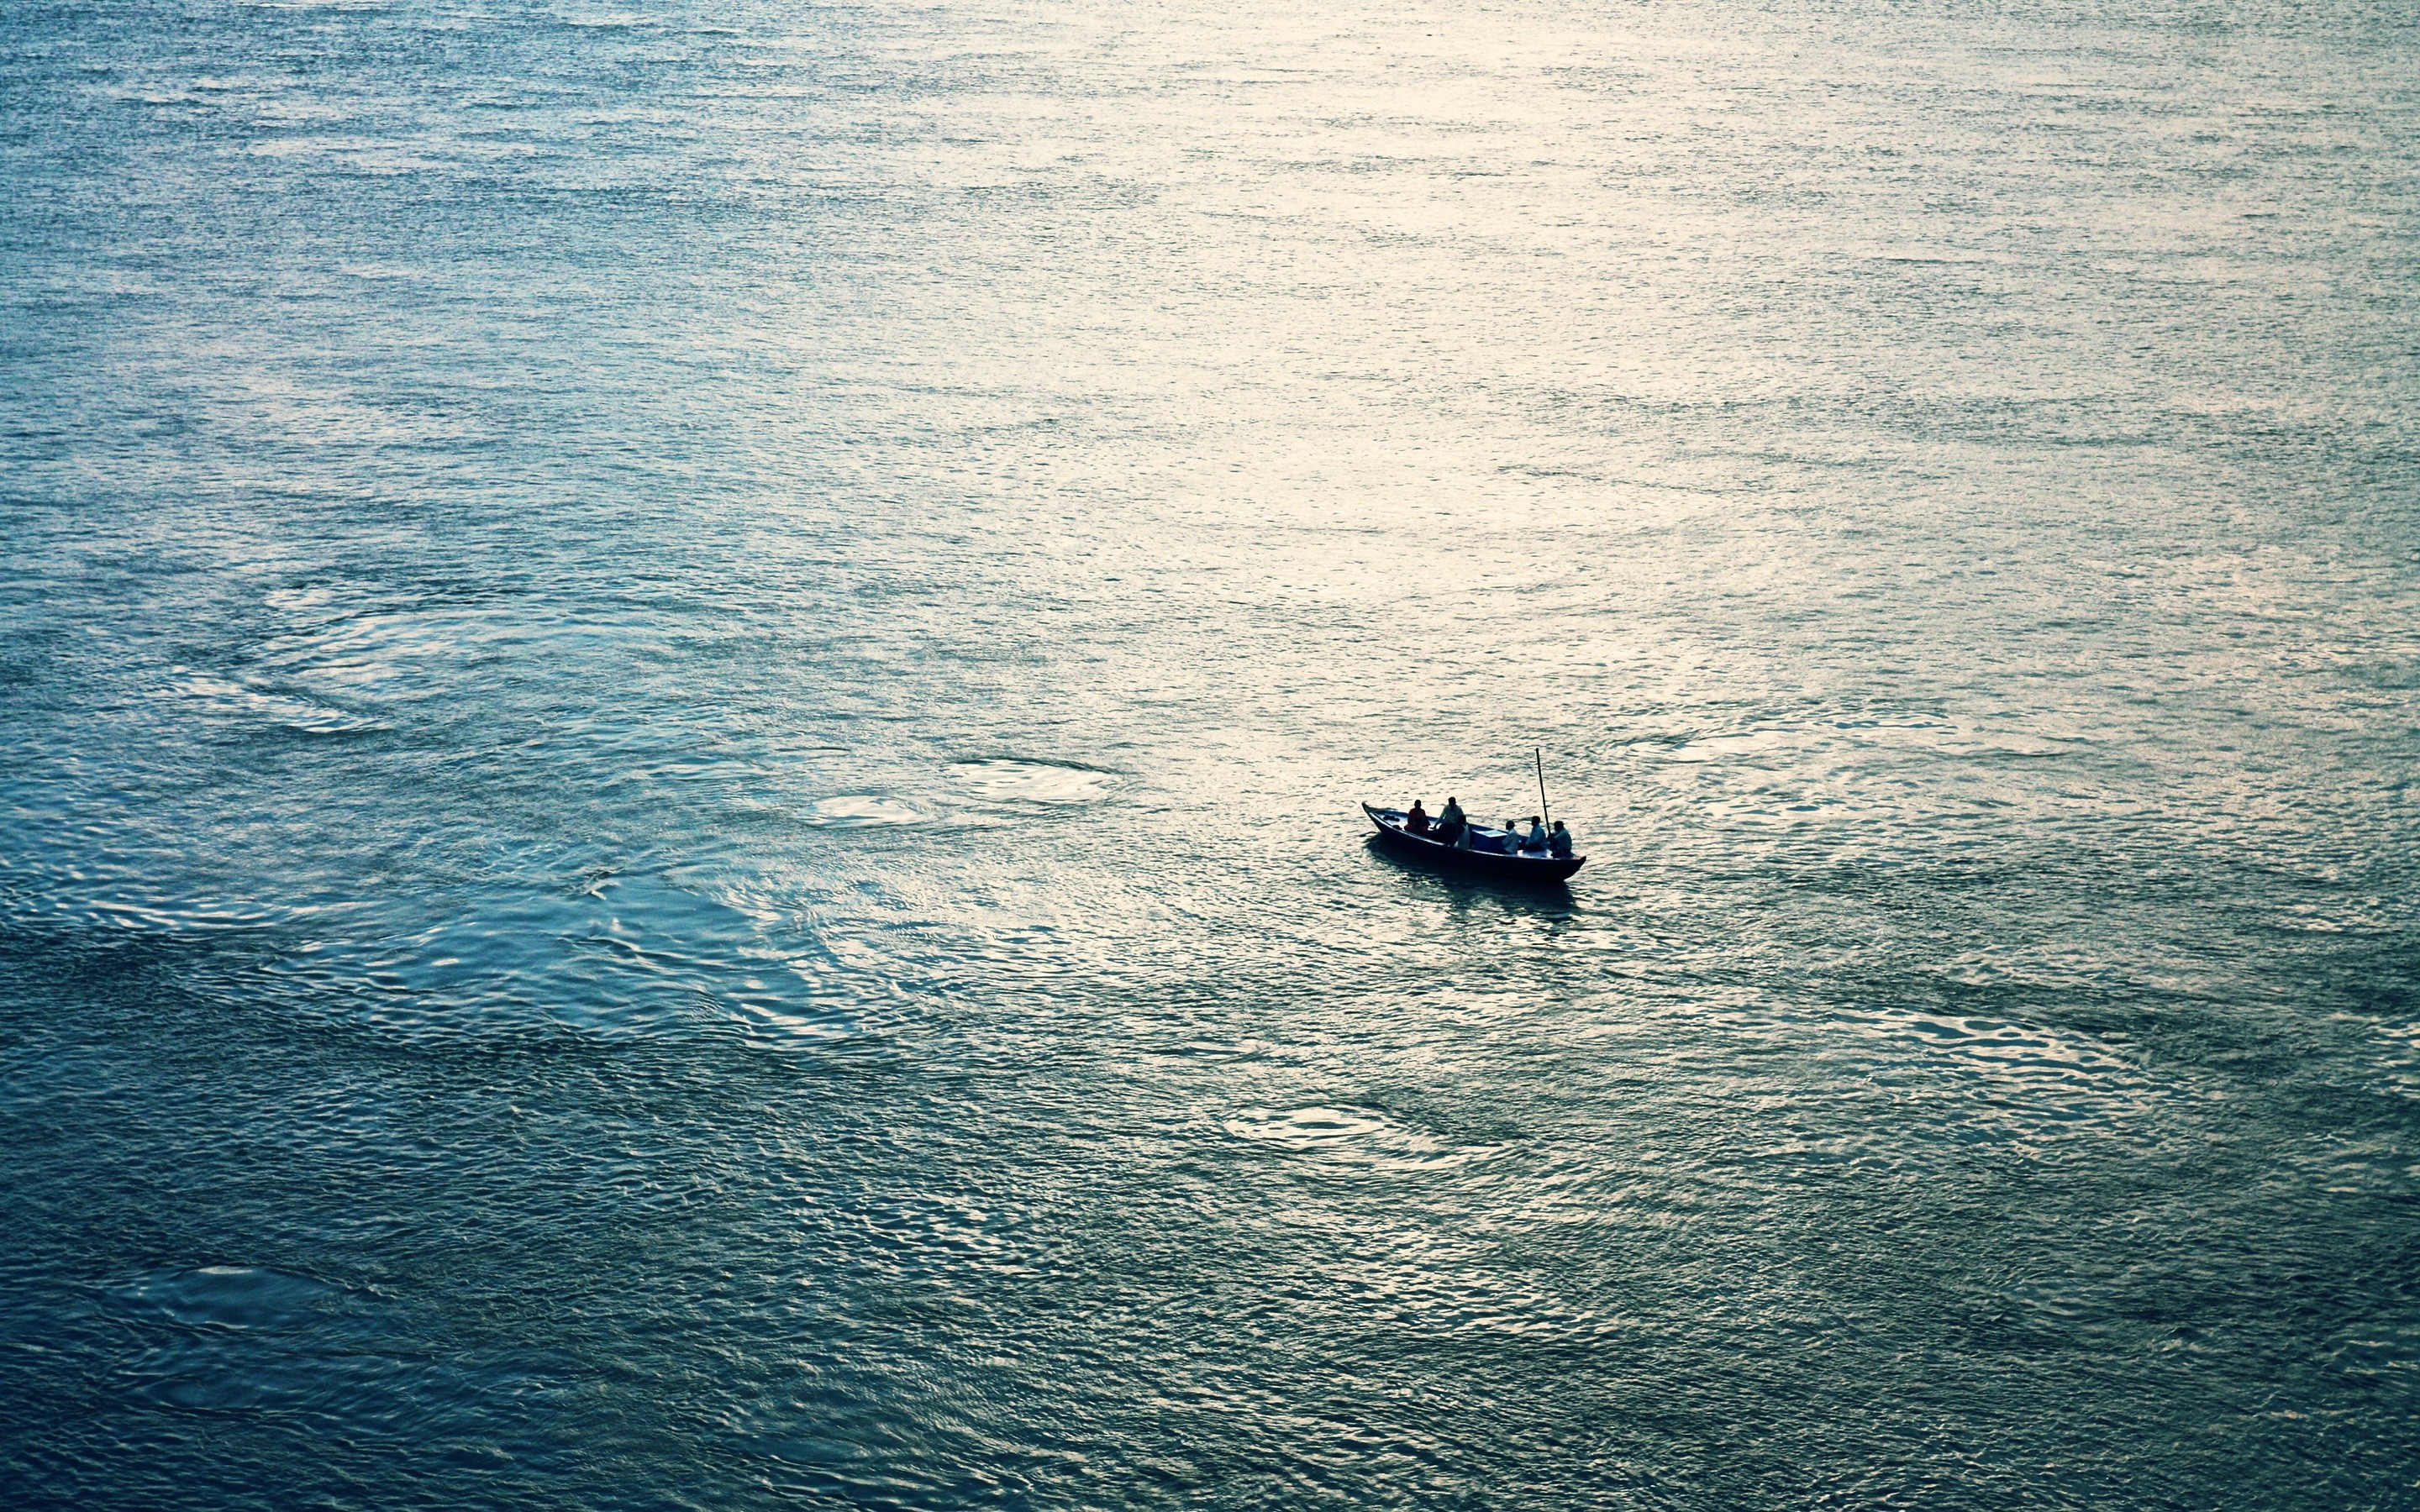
[4,0,2417,1505]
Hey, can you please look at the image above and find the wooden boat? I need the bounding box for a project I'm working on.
[1362,804,1585,883]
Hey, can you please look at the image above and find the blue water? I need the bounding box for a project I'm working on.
[4,0,2417,1505]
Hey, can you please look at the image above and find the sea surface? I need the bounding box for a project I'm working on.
[3,0,2417,1506]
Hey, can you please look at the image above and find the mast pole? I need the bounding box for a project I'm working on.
[1535,747,1550,829]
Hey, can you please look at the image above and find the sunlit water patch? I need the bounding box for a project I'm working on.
[802,795,927,828]
[1223,1105,1500,1174]
[944,759,1118,806]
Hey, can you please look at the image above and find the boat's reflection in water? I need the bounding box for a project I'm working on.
[1361,834,1584,917]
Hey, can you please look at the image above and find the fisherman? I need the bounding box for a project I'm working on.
[1406,800,1431,834]
[1548,820,1573,859]
[1523,816,1549,853]
[1437,795,1468,847]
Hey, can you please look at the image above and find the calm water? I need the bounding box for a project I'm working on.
[4,0,2417,1505]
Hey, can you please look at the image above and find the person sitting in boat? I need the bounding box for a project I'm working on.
[1499,818,1522,853]
[1521,816,1549,853]
[1548,821,1573,859]
[1436,795,1468,847]
[1405,800,1431,834]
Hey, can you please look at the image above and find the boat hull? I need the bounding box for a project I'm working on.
[1362,804,1585,882]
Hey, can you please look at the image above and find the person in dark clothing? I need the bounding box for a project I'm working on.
[1405,800,1430,834]
[1437,795,1468,847]
[1548,821,1573,859]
